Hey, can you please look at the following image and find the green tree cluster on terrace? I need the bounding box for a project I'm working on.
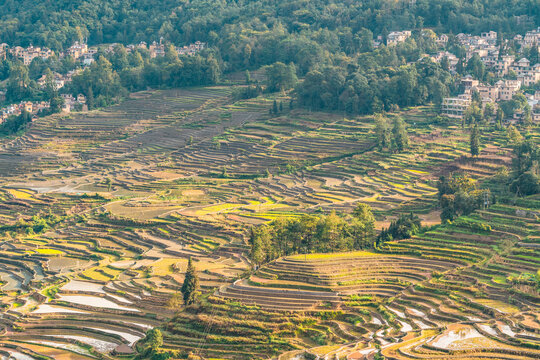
[376,213,422,245]
[250,203,375,266]
[437,172,492,221]
[374,114,410,152]
[509,140,540,196]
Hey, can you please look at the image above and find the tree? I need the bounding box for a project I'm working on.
[506,125,523,144]
[168,292,183,310]
[351,203,375,248]
[272,99,279,114]
[374,113,391,150]
[523,105,532,126]
[181,257,199,305]
[437,173,491,221]
[470,124,480,157]
[265,62,297,92]
[391,116,409,152]
[496,107,504,129]
[466,54,485,80]
[377,213,421,245]
[250,225,272,266]
[146,328,163,351]
[483,102,494,120]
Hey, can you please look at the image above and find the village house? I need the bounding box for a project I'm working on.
[497,79,522,101]
[509,58,540,87]
[0,100,51,123]
[37,72,67,90]
[66,41,88,60]
[492,55,515,76]
[149,41,165,58]
[11,45,55,65]
[387,31,411,46]
[520,27,540,48]
[436,34,448,46]
[481,31,498,45]
[431,51,459,72]
[473,84,499,102]
[60,93,87,113]
[461,75,479,90]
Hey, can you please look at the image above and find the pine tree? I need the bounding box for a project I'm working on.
[181,257,199,305]
[272,99,278,114]
[279,101,283,112]
[470,124,480,157]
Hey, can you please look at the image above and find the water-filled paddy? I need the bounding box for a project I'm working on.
[33,304,88,314]
[61,280,105,293]
[57,294,139,312]
[45,335,118,353]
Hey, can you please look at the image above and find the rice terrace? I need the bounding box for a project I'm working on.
[0,1,538,360]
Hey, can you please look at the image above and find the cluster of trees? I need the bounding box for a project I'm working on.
[377,213,422,245]
[0,110,32,135]
[374,114,409,152]
[437,173,492,221]
[69,45,219,108]
[250,204,375,266]
[510,140,540,196]
[499,93,534,127]
[296,52,453,114]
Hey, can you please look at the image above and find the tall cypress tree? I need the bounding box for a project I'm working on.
[470,124,480,157]
[181,257,199,305]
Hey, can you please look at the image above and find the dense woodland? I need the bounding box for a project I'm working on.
[0,0,538,52]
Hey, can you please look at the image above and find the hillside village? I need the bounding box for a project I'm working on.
[3,26,538,128]
[0,39,205,124]
[384,27,540,123]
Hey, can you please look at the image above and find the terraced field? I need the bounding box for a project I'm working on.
[0,86,537,359]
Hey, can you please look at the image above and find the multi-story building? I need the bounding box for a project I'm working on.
[67,41,88,59]
[497,79,522,101]
[12,45,54,65]
[441,94,472,118]
[492,55,515,76]
[521,27,540,48]
[431,51,459,72]
[387,31,411,46]
[474,84,499,102]
[510,58,540,87]
[461,75,479,90]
